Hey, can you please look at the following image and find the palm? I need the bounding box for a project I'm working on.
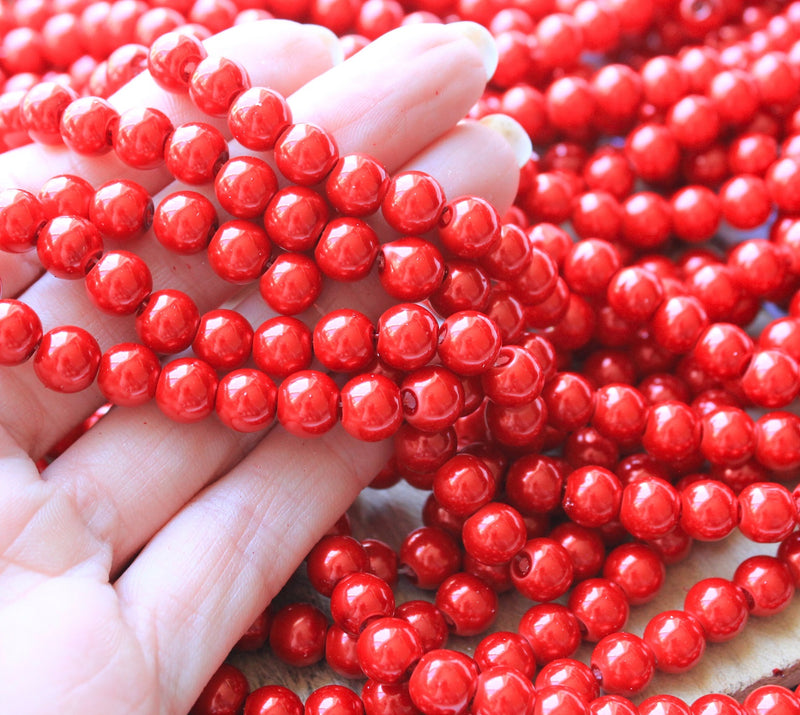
[0,19,522,715]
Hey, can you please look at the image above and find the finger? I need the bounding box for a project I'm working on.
[0,252,41,299]
[116,425,391,715]
[43,114,526,577]
[2,21,497,458]
[1,20,342,194]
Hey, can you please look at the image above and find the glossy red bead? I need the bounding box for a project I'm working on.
[97,342,160,407]
[734,555,795,617]
[153,191,218,255]
[313,309,375,373]
[330,571,395,636]
[259,253,322,315]
[325,153,389,217]
[591,632,655,696]
[603,542,666,605]
[680,479,739,541]
[472,667,536,715]
[274,122,338,186]
[89,179,152,241]
[276,369,339,438]
[189,54,250,116]
[399,526,462,591]
[215,369,277,433]
[462,502,526,566]
[408,649,477,715]
[510,537,573,602]
[438,311,501,377]
[378,238,445,302]
[112,106,173,170]
[136,289,200,354]
[147,30,207,92]
[0,300,42,366]
[164,122,229,185]
[269,603,328,668]
[340,373,403,442]
[36,215,103,279]
[252,316,312,378]
[357,616,423,685]
[156,357,218,423]
[435,571,498,637]
[85,249,151,316]
[214,156,278,220]
[568,578,629,643]
[643,610,706,674]
[228,86,291,151]
[33,325,101,393]
[244,685,303,715]
[189,663,249,715]
[376,303,438,372]
[59,96,118,155]
[20,80,77,145]
[381,170,446,235]
[315,218,379,282]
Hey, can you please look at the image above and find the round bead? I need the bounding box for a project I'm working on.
[680,480,739,541]
[147,30,207,92]
[112,106,173,169]
[511,538,573,602]
[643,610,706,674]
[567,578,629,642]
[164,122,229,185]
[462,502,526,566]
[33,326,101,393]
[734,556,795,617]
[603,543,666,606]
[276,370,339,438]
[89,180,152,241]
[215,156,278,220]
[315,218,379,282]
[189,55,251,116]
[38,174,93,220]
[562,466,622,528]
[473,631,536,679]
[437,196,501,259]
[381,171,446,235]
[192,309,253,371]
[59,96,118,155]
[325,153,388,217]
[0,300,42,366]
[135,289,200,354]
[228,86,292,151]
[97,342,160,407]
[438,311,501,377]
[215,368,278,433]
[252,316,312,378]
[376,303,438,372]
[357,616,423,684]
[408,649,478,715]
[269,603,327,667]
[619,476,682,541]
[738,483,797,543]
[155,357,218,423]
[208,220,271,284]
[274,122,338,185]
[340,373,403,442]
[259,253,322,315]
[591,633,655,696]
[0,189,46,254]
[85,250,151,315]
[481,345,544,407]
[36,215,103,279]
[378,238,444,302]
[244,685,303,715]
[473,666,536,715]
[20,80,77,145]
[684,578,749,642]
[153,191,218,255]
[330,571,395,636]
[264,185,329,253]
[190,664,249,715]
[399,526,462,591]
[435,571,498,637]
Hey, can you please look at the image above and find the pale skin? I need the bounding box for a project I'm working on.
[0,20,526,714]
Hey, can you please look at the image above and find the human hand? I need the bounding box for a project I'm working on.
[0,19,527,714]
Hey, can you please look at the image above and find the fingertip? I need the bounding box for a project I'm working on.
[446,21,499,81]
[304,24,345,66]
[478,113,533,168]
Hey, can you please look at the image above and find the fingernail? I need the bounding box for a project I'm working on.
[479,113,533,168]
[448,21,498,80]
[305,24,345,65]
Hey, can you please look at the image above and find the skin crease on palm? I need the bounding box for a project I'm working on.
[0,19,530,715]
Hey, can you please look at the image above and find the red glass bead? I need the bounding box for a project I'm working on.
[325,624,362,680]
[330,571,395,636]
[325,153,388,217]
[435,571,498,637]
[189,663,249,715]
[156,357,218,423]
[263,185,328,253]
[642,400,702,464]
[480,345,544,407]
[568,578,629,642]
[85,250,151,315]
[755,412,800,473]
[462,502,526,566]
[357,616,423,685]
[563,239,621,299]
[59,96,118,155]
[190,309,252,371]
[36,215,103,279]
[670,186,721,244]
[518,603,581,665]
[591,632,655,696]
[362,539,398,586]
[395,600,448,654]
[136,289,200,355]
[97,342,160,407]
[152,191,217,255]
[472,666,535,715]
[215,369,277,433]
[269,603,328,667]
[315,218,379,282]
[244,685,303,715]
[401,366,464,434]
[534,685,590,715]
[33,325,100,393]
[38,174,93,220]
[164,122,229,185]
[273,122,338,186]
[228,86,292,152]
[408,649,477,715]
[20,80,77,145]
[483,224,532,282]
[639,694,691,715]
[473,631,536,679]
[431,453,494,517]
[550,523,605,582]
[738,483,797,543]
[259,253,323,316]
[381,171,445,235]
[311,309,374,373]
[376,303,438,372]
[147,29,207,92]
[510,537,573,602]
[643,609,705,674]
[438,311,501,377]
[89,180,152,241]
[767,158,800,213]
[378,238,444,302]
[680,479,739,541]
[213,156,278,220]
[436,196,501,260]
[684,577,749,642]
[603,542,665,605]
[0,189,47,254]
[360,680,415,715]
[742,350,800,409]
[189,55,250,116]
[399,526,461,591]
[619,475,681,541]
[624,123,680,184]
[691,694,745,715]
[430,260,491,317]
[743,686,800,715]
[510,246,559,306]
[276,369,339,438]
[340,373,403,442]
[591,695,639,715]
[112,106,172,170]
[607,267,664,324]
[252,316,311,378]
[0,300,42,366]
[307,535,369,599]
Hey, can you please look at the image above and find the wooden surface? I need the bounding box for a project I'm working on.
[229,478,800,705]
